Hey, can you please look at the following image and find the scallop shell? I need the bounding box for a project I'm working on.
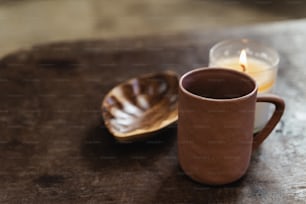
[101,71,178,141]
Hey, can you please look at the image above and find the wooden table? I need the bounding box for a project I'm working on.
[0,19,305,203]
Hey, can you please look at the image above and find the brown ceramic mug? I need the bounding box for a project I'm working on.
[178,67,285,185]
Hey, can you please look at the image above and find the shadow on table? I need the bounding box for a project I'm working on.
[81,122,177,171]
[81,122,247,203]
[81,119,279,203]
[152,164,245,203]
[152,153,281,203]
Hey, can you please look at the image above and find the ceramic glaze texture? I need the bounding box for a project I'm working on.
[102,71,178,141]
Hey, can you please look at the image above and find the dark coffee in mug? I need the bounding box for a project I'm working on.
[182,72,254,99]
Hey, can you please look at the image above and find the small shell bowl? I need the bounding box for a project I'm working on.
[101,71,179,142]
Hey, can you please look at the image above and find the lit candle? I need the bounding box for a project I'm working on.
[209,39,279,132]
[216,49,276,93]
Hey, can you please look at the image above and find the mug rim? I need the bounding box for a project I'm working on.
[179,67,258,102]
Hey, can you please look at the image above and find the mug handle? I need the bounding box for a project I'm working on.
[252,94,285,150]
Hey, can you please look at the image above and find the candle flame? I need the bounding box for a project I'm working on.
[239,49,248,72]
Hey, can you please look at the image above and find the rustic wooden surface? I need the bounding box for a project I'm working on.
[0,20,305,203]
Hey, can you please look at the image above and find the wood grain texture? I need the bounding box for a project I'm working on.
[0,19,305,203]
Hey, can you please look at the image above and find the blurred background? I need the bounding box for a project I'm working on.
[0,0,306,57]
